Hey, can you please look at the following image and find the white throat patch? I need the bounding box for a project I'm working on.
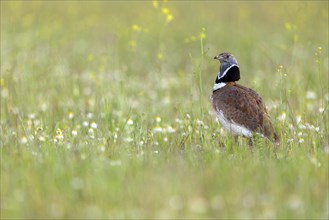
[213,82,226,91]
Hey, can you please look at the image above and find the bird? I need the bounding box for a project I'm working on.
[212,52,279,146]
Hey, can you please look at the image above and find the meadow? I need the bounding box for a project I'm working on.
[1,1,328,219]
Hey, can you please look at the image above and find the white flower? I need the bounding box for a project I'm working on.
[123,137,133,143]
[68,112,74,119]
[99,146,106,152]
[175,118,183,124]
[155,116,161,123]
[127,119,134,125]
[318,107,325,113]
[277,112,286,121]
[165,126,176,133]
[152,126,163,133]
[20,136,28,144]
[87,112,93,119]
[196,119,205,126]
[90,122,98,129]
[295,115,302,124]
[306,91,317,100]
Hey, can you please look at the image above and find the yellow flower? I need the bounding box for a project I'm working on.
[166,14,174,23]
[199,28,206,39]
[284,22,291,31]
[152,0,158,9]
[162,7,169,15]
[157,53,163,60]
[131,24,141,32]
[199,32,206,39]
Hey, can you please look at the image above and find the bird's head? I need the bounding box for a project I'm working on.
[214,52,240,83]
[214,52,238,64]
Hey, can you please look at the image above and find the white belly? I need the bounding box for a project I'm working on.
[217,110,253,137]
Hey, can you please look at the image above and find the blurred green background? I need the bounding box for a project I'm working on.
[1,1,328,219]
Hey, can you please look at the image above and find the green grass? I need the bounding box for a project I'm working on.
[1,1,328,219]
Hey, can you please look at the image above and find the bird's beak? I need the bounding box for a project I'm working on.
[214,55,219,60]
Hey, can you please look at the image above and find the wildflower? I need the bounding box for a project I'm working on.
[165,126,176,133]
[166,14,174,23]
[306,91,316,100]
[152,0,158,9]
[199,28,206,39]
[155,116,162,123]
[298,138,304,143]
[284,22,292,31]
[34,120,41,127]
[162,7,169,15]
[123,137,133,143]
[55,128,64,140]
[83,121,89,127]
[72,130,78,136]
[277,65,283,72]
[196,119,205,126]
[315,127,320,132]
[87,112,93,119]
[127,118,134,125]
[40,103,48,112]
[28,113,36,120]
[68,112,74,119]
[90,122,98,129]
[175,118,183,124]
[277,112,286,121]
[319,107,325,113]
[152,126,163,133]
[295,115,302,124]
[164,137,168,142]
[20,136,28,144]
[131,24,141,32]
[38,136,45,142]
[99,145,106,152]
[157,53,163,60]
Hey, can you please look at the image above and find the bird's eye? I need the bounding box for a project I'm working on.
[225,55,230,58]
